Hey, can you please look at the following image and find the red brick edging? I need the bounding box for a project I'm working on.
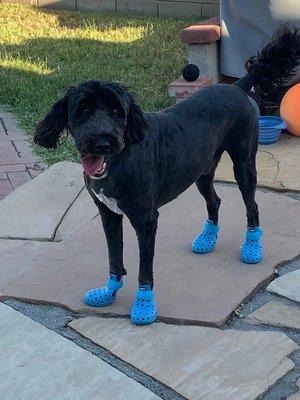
[0,109,45,200]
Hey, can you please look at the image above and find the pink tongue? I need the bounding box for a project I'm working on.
[81,154,105,176]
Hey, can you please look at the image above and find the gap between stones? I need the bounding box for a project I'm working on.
[10,140,21,159]
[0,118,8,135]
[51,186,85,242]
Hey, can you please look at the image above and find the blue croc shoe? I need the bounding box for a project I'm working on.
[84,274,123,307]
[241,227,264,264]
[192,219,219,254]
[131,285,157,325]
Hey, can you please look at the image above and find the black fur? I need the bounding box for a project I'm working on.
[237,25,300,100]
[34,88,73,149]
[125,91,148,145]
[34,26,300,289]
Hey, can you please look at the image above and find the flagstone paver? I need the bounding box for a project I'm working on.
[267,270,300,303]
[0,162,83,240]
[1,175,299,324]
[246,300,300,329]
[55,187,98,241]
[290,379,300,400]
[0,303,159,400]
[70,317,298,400]
[290,393,300,400]
[0,109,45,200]
[0,240,54,294]
[216,134,300,191]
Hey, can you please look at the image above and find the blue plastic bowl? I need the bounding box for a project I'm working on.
[258,116,287,145]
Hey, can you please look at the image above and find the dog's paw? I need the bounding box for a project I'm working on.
[131,285,157,325]
[83,274,123,307]
[240,227,263,264]
[192,220,219,254]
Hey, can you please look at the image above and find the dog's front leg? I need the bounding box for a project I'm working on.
[83,201,126,308]
[130,209,159,287]
[97,201,126,278]
[128,209,159,325]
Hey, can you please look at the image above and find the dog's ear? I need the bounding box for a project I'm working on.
[33,89,72,149]
[124,92,148,145]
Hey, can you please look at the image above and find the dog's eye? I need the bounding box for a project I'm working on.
[112,108,119,117]
[83,108,91,115]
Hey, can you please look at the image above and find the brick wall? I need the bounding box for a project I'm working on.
[1,0,219,18]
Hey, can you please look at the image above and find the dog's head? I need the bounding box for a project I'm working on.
[34,80,148,179]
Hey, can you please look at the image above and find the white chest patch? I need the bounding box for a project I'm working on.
[92,189,124,215]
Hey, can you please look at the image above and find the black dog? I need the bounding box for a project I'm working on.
[34,26,300,323]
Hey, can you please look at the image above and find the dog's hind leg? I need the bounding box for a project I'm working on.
[83,202,126,307]
[196,169,221,224]
[228,146,263,264]
[192,164,221,254]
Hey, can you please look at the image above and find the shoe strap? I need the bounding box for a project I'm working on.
[107,274,123,290]
[203,220,219,234]
[246,227,263,241]
[136,285,154,301]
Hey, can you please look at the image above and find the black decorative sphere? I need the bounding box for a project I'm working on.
[182,64,200,82]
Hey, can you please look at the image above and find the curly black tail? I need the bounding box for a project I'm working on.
[235,25,300,96]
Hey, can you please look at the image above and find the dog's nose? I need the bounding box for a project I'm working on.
[96,145,111,154]
[94,140,112,155]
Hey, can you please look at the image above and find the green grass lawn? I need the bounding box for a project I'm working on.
[0,4,196,164]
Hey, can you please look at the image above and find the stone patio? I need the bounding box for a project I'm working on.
[0,162,299,325]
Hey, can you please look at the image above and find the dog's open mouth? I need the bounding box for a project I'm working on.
[81,154,107,180]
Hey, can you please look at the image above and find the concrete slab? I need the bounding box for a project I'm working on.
[0,304,159,400]
[0,162,83,240]
[216,135,300,191]
[267,269,300,303]
[70,317,298,400]
[2,185,299,324]
[246,300,300,329]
